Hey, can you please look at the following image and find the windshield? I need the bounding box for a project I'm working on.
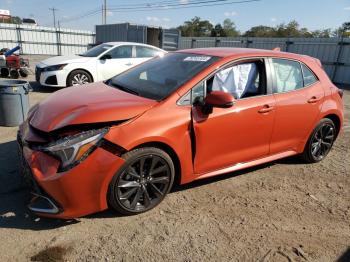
[108,53,219,100]
[80,44,113,57]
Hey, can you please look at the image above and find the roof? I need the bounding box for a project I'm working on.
[105,42,156,47]
[177,47,307,60]
[103,42,165,51]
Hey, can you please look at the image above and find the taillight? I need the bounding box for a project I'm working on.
[338,89,344,98]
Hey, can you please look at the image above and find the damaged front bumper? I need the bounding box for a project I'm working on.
[18,134,62,215]
[17,131,126,219]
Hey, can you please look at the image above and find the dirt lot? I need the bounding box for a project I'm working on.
[0,55,349,261]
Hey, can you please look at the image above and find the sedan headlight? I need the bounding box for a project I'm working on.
[42,64,67,72]
[38,128,108,172]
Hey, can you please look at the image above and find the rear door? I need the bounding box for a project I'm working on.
[269,58,324,154]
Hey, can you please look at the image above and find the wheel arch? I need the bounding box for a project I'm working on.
[66,68,94,86]
[322,113,342,139]
[132,141,182,188]
[299,111,343,153]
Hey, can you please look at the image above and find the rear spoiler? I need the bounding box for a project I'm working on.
[314,58,322,67]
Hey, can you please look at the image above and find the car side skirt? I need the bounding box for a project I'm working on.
[194,150,297,181]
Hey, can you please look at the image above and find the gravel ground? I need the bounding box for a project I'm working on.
[0,55,349,262]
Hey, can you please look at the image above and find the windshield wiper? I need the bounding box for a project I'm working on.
[108,81,140,96]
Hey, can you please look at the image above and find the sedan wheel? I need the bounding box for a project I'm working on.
[67,70,92,86]
[301,118,336,163]
[108,147,175,215]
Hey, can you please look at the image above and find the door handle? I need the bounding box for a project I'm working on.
[258,105,274,113]
[125,62,133,66]
[307,96,321,103]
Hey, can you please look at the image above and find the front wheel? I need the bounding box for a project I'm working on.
[301,118,336,163]
[67,70,92,86]
[108,147,175,215]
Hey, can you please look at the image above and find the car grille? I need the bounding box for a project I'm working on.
[35,66,42,82]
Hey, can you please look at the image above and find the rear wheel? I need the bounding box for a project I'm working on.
[0,68,9,77]
[67,70,92,86]
[301,118,336,163]
[108,147,175,215]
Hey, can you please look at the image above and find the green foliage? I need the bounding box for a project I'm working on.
[1,16,22,24]
[178,17,239,37]
[177,16,213,37]
[244,25,276,37]
[178,17,348,38]
[243,20,340,38]
[222,19,240,37]
[211,23,226,37]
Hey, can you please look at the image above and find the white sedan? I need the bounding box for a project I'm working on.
[35,42,166,87]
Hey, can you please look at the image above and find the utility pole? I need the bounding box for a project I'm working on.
[102,4,104,24]
[104,0,107,24]
[49,7,58,28]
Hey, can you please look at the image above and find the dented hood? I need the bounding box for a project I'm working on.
[30,82,157,132]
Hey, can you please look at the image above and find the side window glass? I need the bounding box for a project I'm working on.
[191,82,205,103]
[272,59,303,93]
[177,82,204,106]
[301,63,317,86]
[108,46,132,59]
[210,62,264,99]
[136,46,160,58]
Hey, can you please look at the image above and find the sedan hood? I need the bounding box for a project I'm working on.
[30,82,157,132]
[38,55,93,67]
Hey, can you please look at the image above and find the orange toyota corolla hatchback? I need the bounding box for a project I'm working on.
[18,48,344,218]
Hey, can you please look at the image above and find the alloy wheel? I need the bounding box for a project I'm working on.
[116,155,171,212]
[71,73,90,86]
[310,123,335,161]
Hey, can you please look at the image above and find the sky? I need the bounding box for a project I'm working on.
[1,0,350,32]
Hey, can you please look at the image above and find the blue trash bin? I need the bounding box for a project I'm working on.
[0,80,31,127]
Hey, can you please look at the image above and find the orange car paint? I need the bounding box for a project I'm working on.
[19,48,344,218]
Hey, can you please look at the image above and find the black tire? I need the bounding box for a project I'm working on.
[19,68,29,77]
[301,118,336,163]
[0,67,9,77]
[10,69,19,79]
[108,147,175,215]
[67,70,92,87]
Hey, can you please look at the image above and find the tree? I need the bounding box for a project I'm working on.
[211,23,226,37]
[333,23,350,37]
[311,29,332,38]
[1,16,22,24]
[299,27,313,38]
[222,18,239,37]
[275,20,301,37]
[243,25,276,37]
[177,16,213,37]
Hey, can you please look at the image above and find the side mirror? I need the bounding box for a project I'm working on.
[100,54,112,60]
[204,91,235,108]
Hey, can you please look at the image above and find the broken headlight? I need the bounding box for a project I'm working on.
[38,128,108,172]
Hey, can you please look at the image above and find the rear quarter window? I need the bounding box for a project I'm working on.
[301,63,318,86]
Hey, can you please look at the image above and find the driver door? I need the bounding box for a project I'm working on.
[97,45,134,80]
[192,59,276,174]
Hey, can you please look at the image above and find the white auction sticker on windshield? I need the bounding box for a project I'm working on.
[184,56,211,62]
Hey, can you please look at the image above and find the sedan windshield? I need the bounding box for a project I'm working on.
[108,53,219,100]
[80,44,113,57]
